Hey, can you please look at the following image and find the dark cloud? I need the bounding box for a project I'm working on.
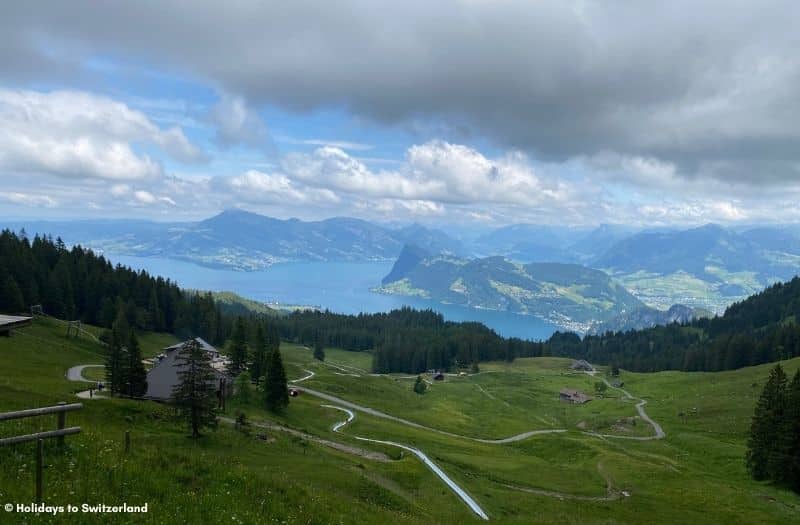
[2,1,800,183]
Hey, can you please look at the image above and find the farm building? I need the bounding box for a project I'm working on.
[145,337,231,401]
[570,359,594,372]
[0,315,32,336]
[560,388,592,404]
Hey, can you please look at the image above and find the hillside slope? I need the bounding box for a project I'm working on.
[377,247,644,332]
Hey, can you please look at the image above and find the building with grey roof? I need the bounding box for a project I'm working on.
[145,337,230,401]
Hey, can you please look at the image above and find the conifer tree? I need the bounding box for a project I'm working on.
[227,316,249,375]
[0,274,25,313]
[264,345,289,413]
[313,336,326,362]
[234,371,252,404]
[747,364,788,480]
[250,323,268,386]
[125,331,148,398]
[172,339,218,438]
[105,306,131,395]
[785,370,800,492]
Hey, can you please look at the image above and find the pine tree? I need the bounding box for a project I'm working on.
[785,370,800,492]
[227,317,249,375]
[313,336,326,362]
[0,274,25,313]
[172,339,218,438]
[250,324,268,386]
[264,345,289,413]
[234,371,252,404]
[125,331,148,398]
[413,375,427,394]
[105,306,131,395]
[746,364,788,480]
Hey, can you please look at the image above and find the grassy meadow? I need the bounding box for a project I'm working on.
[1,317,799,523]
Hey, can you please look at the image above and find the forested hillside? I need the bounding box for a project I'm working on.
[544,277,800,372]
[0,229,229,343]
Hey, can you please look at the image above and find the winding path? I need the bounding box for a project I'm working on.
[322,404,489,520]
[296,385,567,444]
[65,364,104,382]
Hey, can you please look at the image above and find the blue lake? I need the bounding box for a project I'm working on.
[109,255,558,341]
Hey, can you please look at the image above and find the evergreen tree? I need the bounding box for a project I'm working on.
[313,336,326,362]
[264,345,289,413]
[747,364,788,480]
[234,371,252,404]
[172,339,218,438]
[785,370,800,492]
[0,274,25,313]
[125,331,148,398]
[250,323,268,386]
[106,306,131,395]
[227,317,249,375]
[413,375,427,394]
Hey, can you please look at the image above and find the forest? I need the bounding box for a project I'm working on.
[543,277,800,372]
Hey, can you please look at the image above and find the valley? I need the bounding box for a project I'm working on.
[2,317,798,524]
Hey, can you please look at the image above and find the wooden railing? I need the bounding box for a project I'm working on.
[0,402,82,501]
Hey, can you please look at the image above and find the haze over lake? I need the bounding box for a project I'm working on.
[110,254,558,341]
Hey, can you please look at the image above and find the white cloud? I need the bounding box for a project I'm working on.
[283,141,578,208]
[1,192,57,208]
[0,89,206,181]
[210,94,268,147]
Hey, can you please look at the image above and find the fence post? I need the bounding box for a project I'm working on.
[57,402,66,447]
[36,439,43,502]
[125,430,130,454]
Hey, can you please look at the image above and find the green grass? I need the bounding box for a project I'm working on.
[2,318,800,523]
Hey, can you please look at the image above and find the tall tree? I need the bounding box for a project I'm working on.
[227,316,249,375]
[250,323,268,386]
[172,339,218,438]
[125,331,148,398]
[105,306,131,395]
[746,364,788,480]
[785,370,800,492]
[0,274,25,313]
[264,345,289,413]
[313,335,326,362]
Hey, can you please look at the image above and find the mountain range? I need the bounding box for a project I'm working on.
[10,209,463,270]
[7,210,800,326]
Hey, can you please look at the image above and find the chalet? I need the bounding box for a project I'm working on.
[145,337,231,401]
[570,359,594,372]
[560,388,592,404]
[0,315,32,336]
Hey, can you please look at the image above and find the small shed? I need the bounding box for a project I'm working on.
[560,388,592,404]
[0,315,32,336]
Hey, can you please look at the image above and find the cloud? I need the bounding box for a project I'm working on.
[3,1,800,187]
[0,89,206,181]
[1,192,57,208]
[210,169,340,206]
[283,141,578,208]
[210,94,268,148]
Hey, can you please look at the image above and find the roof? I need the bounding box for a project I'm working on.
[0,315,32,332]
[164,337,217,353]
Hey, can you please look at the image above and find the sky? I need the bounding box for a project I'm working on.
[1,1,800,228]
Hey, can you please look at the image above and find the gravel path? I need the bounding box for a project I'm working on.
[65,364,104,382]
[323,404,489,520]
